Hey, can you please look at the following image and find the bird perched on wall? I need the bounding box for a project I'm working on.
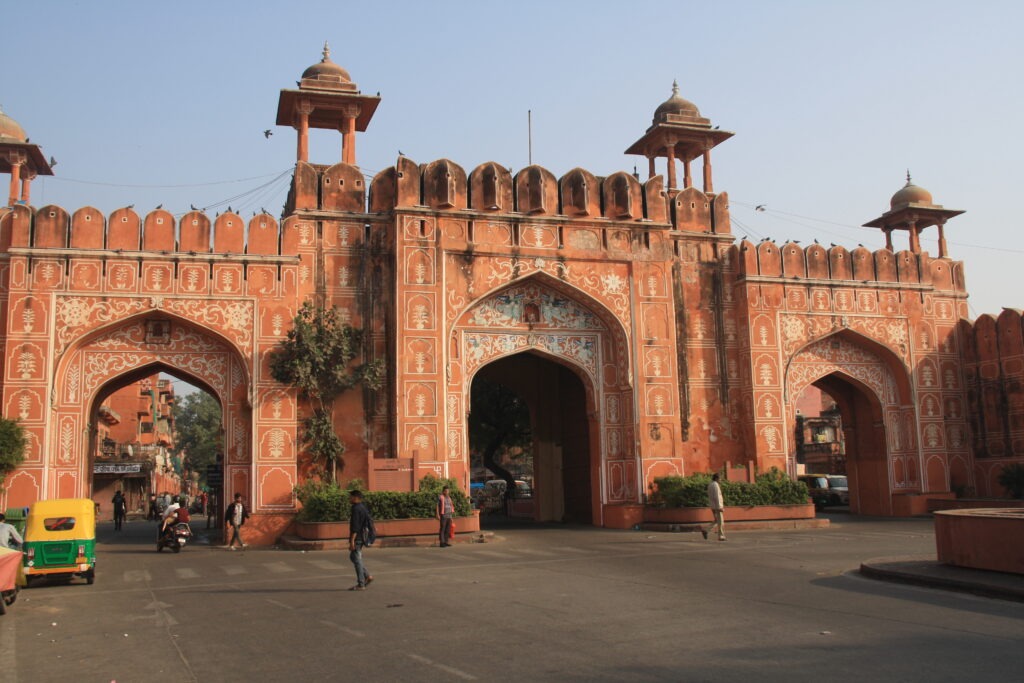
[398,150,405,156]
[126,204,134,209]
[261,207,268,215]
[191,204,198,211]
[227,206,233,213]
[263,129,272,138]
[814,238,819,244]
[755,204,766,212]
[155,204,163,210]
[49,156,57,167]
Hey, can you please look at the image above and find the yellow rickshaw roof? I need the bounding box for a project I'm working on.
[25,498,96,538]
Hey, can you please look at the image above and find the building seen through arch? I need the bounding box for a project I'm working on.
[3,48,1023,543]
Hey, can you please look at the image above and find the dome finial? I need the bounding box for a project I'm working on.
[671,79,679,97]
[322,41,331,62]
[906,169,912,185]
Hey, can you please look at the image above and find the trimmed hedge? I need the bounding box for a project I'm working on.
[650,468,809,508]
[294,475,472,522]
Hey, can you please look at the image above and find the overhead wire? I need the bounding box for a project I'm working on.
[731,199,1024,255]
[47,169,292,189]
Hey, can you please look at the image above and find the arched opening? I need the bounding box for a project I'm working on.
[805,373,889,516]
[88,363,226,541]
[469,352,595,525]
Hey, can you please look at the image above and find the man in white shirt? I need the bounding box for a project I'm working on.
[0,513,24,549]
[702,473,726,541]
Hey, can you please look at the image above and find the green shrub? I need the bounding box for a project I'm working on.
[998,463,1024,499]
[294,476,472,522]
[650,468,809,508]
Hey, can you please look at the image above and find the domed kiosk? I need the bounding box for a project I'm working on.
[0,105,54,207]
[864,172,963,256]
[275,43,381,165]
[625,81,733,191]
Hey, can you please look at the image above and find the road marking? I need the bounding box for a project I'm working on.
[407,653,476,681]
[265,598,294,610]
[124,569,152,582]
[474,550,516,559]
[175,568,200,580]
[308,559,345,571]
[511,548,555,557]
[263,562,295,574]
[561,546,593,554]
[319,619,365,638]
[221,565,248,576]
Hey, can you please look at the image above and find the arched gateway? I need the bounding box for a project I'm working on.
[1,50,979,540]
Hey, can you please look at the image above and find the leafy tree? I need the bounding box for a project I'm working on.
[0,416,27,491]
[269,301,384,482]
[468,377,532,492]
[998,463,1024,499]
[172,391,222,486]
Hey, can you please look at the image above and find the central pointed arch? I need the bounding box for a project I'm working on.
[449,273,639,524]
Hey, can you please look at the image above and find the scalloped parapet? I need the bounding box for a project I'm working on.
[0,204,291,256]
[733,238,966,293]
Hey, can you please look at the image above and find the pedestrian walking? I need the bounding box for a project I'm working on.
[702,473,726,541]
[348,490,375,590]
[225,493,249,550]
[147,493,159,521]
[112,490,127,531]
[437,485,454,547]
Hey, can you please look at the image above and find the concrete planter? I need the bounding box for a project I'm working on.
[294,510,481,540]
[644,503,815,524]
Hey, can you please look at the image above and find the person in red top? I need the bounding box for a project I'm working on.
[436,486,454,547]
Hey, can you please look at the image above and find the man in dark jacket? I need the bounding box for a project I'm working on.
[225,493,249,550]
[348,490,374,591]
[112,490,128,531]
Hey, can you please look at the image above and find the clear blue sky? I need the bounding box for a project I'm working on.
[3,1,1021,317]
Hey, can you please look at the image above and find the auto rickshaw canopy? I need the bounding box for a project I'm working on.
[24,498,96,542]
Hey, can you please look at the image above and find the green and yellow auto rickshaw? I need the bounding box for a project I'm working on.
[22,498,96,586]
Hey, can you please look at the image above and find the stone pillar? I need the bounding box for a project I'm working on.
[937,220,948,258]
[296,102,312,163]
[702,146,713,193]
[908,219,921,254]
[7,161,21,207]
[341,105,360,166]
[883,228,894,251]
[665,143,676,190]
[683,158,692,189]
[19,170,34,205]
[648,156,655,180]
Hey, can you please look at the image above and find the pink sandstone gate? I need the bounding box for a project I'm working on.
[451,275,639,525]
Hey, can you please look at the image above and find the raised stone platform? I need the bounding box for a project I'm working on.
[935,508,1024,575]
[279,530,494,550]
[642,518,829,533]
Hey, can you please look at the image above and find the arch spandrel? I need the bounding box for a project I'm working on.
[450,269,632,385]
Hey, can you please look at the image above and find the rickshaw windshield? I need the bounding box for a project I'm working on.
[43,517,76,532]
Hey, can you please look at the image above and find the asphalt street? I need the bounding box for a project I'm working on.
[2,514,1021,682]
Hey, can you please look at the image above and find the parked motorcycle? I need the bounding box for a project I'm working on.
[156,523,193,553]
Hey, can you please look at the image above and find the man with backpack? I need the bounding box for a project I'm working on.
[348,490,375,591]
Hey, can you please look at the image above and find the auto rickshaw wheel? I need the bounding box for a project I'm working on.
[85,569,95,585]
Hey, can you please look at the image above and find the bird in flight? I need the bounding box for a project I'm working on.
[49,156,58,167]
[264,129,273,138]
[755,204,766,212]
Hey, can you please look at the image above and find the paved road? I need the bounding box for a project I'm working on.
[2,514,1022,682]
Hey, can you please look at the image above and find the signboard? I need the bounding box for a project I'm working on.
[206,463,223,487]
[93,463,142,474]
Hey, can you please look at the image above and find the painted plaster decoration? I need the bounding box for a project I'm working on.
[468,283,604,330]
[760,424,781,451]
[464,332,599,378]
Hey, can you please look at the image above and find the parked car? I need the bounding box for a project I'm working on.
[798,474,831,510]
[825,475,850,506]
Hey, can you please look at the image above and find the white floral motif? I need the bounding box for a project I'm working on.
[600,273,625,295]
[22,306,35,332]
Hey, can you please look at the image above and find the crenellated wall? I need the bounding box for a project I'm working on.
[729,237,972,514]
[960,309,1024,497]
